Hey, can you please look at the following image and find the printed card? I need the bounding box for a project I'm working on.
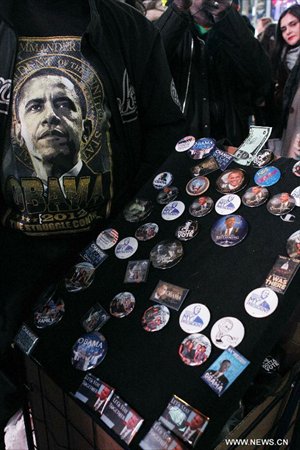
[201,346,250,397]
[139,421,187,450]
[80,241,108,268]
[150,281,189,311]
[74,373,114,415]
[101,394,143,445]
[159,395,209,447]
[262,255,300,294]
[81,303,110,332]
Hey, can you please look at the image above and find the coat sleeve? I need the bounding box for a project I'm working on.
[207,8,272,99]
[155,5,191,59]
[133,29,186,190]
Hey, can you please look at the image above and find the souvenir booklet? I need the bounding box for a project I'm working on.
[201,346,250,397]
[81,303,110,332]
[263,255,300,294]
[74,373,114,415]
[101,394,143,444]
[139,421,187,450]
[159,395,209,447]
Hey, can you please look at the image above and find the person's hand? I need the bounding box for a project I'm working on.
[190,0,232,25]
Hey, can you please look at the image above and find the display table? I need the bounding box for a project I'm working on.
[20,152,300,450]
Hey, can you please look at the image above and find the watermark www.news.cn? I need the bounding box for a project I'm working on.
[224,438,289,446]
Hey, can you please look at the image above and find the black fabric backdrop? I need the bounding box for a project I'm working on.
[14,153,300,449]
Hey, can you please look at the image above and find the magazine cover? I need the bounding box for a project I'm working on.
[201,346,250,396]
[74,373,114,415]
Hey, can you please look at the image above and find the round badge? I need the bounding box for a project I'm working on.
[96,228,119,250]
[210,317,245,349]
[175,135,196,152]
[254,166,281,187]
[186,176,210,196]
[216,169,247,194]
[266,192,295,216]
[286,230,300,260]
[123,198,153,222]
[252,149,274,168]
[71,332,107,371]
[211,215,248,247]
[150,239,183,269]
[189,196,214,217]
[156,186,179,205]
[292,161,300,177]
[261,355,280,374]
[153,172,173,189]
[135,222,159,241]
[215,194,241,215]
[187,138,216,160]
[142,305,170,332]
[175,220,199,241]
[161,201,185,221]
[115,237,138,259]
[65,262,95,293]
[291,187,300,207]
[244,288,278,319]
[110,292,135,318]
[179,333,212,366]
[179,303,211,334]
[242,186,269,207]
[34,295,65,329]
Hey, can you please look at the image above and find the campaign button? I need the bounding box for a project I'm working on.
[110,292,135,318]
[142,305,170,332]
[215,194,241,215]
[252,149,274,168]
[292,161,300,177]
[150,240,183,269]
[65,262,95,293]
[135,223,159,241]
[175,135,196,152]
[244,288,278,318]
[187,137,216,160]
[71,332,107,371]
[216,168,248,194]
[96,228,119,250]
[211,215,248,247]
[156,186,179,205]
[254,166,281,187]
[242,186,269,207]
[153,172,173,189]
[189,196,214,217]
[34,296,65,329]
[115,237,138,259]
[186,176,210,196]
[123,198,153,222]
[210,317,245,349]
[178,333,212,366]
[179,303,211,334]
[266,192,295,216]
[175,220,199,241]
[291,186,300,207]
[161,201,185,221]
[286,230,300,260]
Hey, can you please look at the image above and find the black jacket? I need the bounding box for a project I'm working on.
[157,6,272,146]
[0,0,185,220]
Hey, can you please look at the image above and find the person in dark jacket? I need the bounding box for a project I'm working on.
[156,0,272,146]
[0,0,185,441]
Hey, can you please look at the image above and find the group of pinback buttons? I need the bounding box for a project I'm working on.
[177,284,282,367]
